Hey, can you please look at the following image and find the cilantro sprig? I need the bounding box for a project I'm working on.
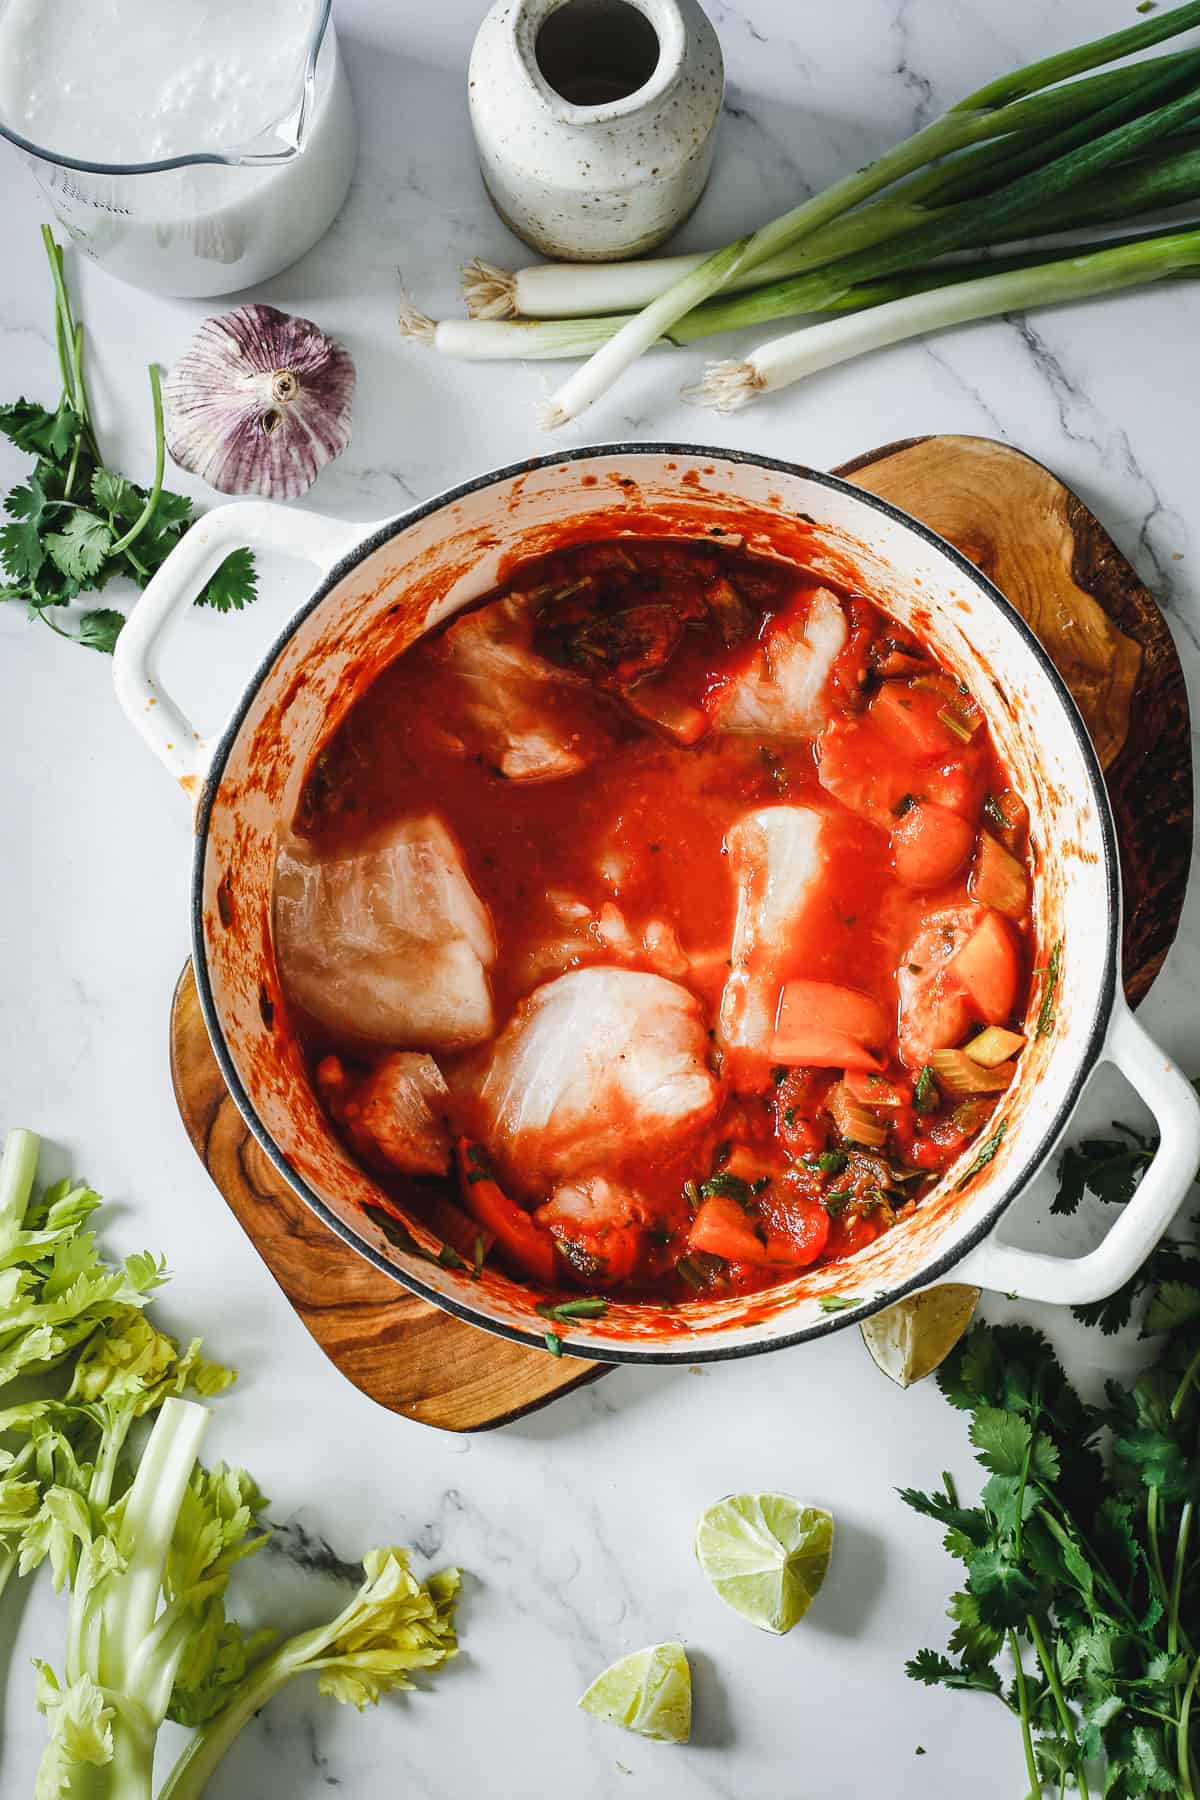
[1053,1125,1155,1230]
[905,1091,1200,1798]
[0,229,257,651]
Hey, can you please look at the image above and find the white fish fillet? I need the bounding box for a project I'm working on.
[275,816,496,1046]
[718,805,828,1080]
[710,586,847,738]
[480,966,719,1179]
[440,594,601,781]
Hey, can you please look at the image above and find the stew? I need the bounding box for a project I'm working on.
[277,533,1036,1302]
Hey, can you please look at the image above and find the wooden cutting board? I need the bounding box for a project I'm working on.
[169,434,1192,1431]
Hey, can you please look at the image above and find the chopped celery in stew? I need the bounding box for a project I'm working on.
[276,534,1036,1302]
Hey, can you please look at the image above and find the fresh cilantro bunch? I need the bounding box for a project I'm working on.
[0,1128,460,1800]
[0,229,256,653]
[904,1111,1200,1799]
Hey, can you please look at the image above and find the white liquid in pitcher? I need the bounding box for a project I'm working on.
[0,0,317,161]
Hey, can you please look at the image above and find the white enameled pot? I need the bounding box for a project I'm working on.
[113,446,1200,1364]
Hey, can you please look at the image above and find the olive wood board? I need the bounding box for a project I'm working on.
[169,432,1192,1433]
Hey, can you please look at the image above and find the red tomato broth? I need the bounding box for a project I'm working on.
[284,534,1035,1303]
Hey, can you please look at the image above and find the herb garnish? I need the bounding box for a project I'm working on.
[1,229,257,650]
[1036,940,1062,1037]
[363,1206,460,1270]
[543,1330,563,1356]
[954,1121,1007,1190]
[700,1172,752,1205]
[913,1064,939,1114]
[465,1143,494,1184]
[818,1295,861,1314]
[535,1297,609,1323]
[805,1150,849,1176]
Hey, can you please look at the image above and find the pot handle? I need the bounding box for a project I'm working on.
[112,500,365,790]
[957,998,1200,1304]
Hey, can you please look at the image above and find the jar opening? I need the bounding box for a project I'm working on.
[535,0,660,108]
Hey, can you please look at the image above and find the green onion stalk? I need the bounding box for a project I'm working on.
[527,0,1200,425]
[464,72,1200,322]
[403,215,1200,365]
[693,227,1200,411]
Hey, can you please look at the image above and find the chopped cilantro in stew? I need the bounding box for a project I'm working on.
[278,534,1036,1302]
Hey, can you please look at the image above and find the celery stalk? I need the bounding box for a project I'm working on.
[0,1126,40,1232]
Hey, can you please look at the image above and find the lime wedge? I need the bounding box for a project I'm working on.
[578,1641,692,1744]
[860,1283,981,1388]
[694,1492,833,1634]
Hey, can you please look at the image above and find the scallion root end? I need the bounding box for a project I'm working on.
[398,299,438,346]
[536,397,571,431]
[685,359,765,413]
[462,259,518,320]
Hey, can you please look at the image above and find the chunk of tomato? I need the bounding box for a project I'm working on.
[688,1195,768,1263]
[688,1195,828,1267]
[905,1136,953,1171]
[827,1210,885,1258]
[773,1069,828,1159]
[769,980,888,1071]
[951,909,1021,1022]
[818,719,983,833]
[870,683,962,758]
[897,905,982,1068]
[551,1222,641,1285]
[842,1069,906,1107]
[923,757,986,821]
[829,596,875,708]
[899,969,974,1069]
[768,1195,831,1267]
[890,801,976,890]
[816,716,910,827]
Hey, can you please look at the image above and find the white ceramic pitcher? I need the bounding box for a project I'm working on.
[469,0,724,261]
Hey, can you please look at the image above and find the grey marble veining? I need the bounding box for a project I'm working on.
[1,1,1199,1796]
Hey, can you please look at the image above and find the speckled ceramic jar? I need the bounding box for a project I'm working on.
[468,0,724,261]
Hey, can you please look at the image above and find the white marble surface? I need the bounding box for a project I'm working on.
[1,1,1199,1794]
